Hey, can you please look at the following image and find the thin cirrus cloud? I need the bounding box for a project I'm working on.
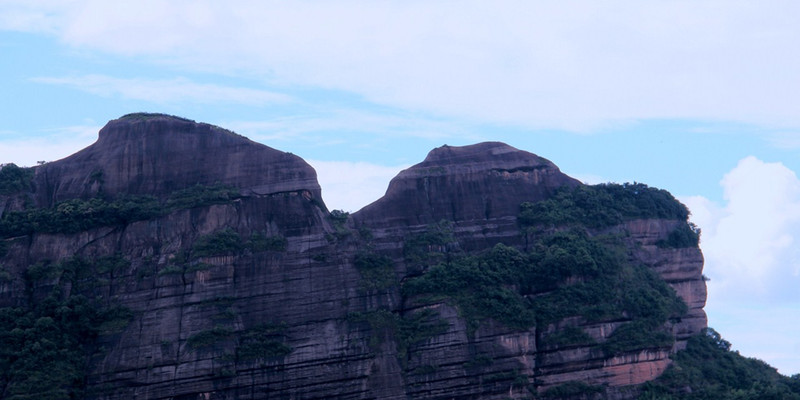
[768,133,800,150]
[224,110,482,144]
[3,1,800,132]
[31,75,292,105]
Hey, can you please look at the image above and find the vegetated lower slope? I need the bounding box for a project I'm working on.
[640,329,800,400]
[393,183,700,396]
[0,118,794,399]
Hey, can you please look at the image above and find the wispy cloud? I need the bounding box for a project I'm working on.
[5,1,800,131]
[767,132,800,150]
[0,1,65,34]
[225,109,481,143]
[32,75,291,105]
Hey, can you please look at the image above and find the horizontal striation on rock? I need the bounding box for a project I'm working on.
[0,115,708,400]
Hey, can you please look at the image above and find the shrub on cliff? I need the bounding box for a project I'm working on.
[0,257,133,399]
[165,183,240,210]
[192,228,244,257]
[519,182,690,229]
[657,222,701,249]
[403,231,686,340]
[0,163,33,195]
[0,184,240,238]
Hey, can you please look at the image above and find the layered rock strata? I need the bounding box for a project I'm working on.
[0,114,707,399]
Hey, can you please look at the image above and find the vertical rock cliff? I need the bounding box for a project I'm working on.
[0,114,706,400]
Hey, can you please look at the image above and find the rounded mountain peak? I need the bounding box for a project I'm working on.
[354,142,579,227]
[422,142,533,164]
[32,114,322,207]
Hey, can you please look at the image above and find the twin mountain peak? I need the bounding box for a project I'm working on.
[0,113,709,399]
[34,113,577,219]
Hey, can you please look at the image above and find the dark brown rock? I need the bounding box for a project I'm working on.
[354,142,580,227]
[31,113,321,207]
[0,116,707,400]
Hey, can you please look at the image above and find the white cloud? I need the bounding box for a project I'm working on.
[705,305,800,376]
[768,132,800,150]
[32,75,291,105]
[682,156,800,375]
[696,157,800,297]
[224,109,481,145]
[308,160,408,213]
[3,1,800,131]
[0,0,68,34]
[0,124,99,167]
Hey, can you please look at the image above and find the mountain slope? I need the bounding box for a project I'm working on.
[0,114,782,399]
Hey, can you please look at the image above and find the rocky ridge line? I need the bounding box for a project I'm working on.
[0,114,707,400]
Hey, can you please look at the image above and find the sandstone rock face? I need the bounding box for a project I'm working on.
[31,114,321,207]
[356,142,580,228]
[0,115,707,400]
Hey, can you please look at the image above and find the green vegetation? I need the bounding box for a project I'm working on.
[401,186,692,353]
[657,222,701,249]
[639,328,800,399]
[396,309,449,360]
[403,220,458,275]
[119,112,194,123]
[97,305,135,335]
[185,262,212,274]
[157,264,184,276]
[0,267,12,283]
[0,164,34,195]
[347,309,447,363]
[519,183,690,230]
[236,323,292,361]
[464,354,494,370]
[192,228,243,257]
[409,364,438,375]
[186,326,234,349]
[0,196,160,237]
[247,232,287,252]
[403,245,535,332]
[328,209,352,241]
[354,252,397,291]
[329,209,349,224]
[165,183,240,210]
[184,322,292,361]
[0,183,241,238]
[347,309,398,350]
[403,231,686,347]
[542,326,596,348]
[602,321,675,356]
[543,381,605,399]
[0,256,133,399]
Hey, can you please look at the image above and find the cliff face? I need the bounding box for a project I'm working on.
[0,114,706,400]
[31,114,321,207]
[355,142,580,227]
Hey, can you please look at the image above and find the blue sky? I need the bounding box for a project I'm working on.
[2,1,800,375]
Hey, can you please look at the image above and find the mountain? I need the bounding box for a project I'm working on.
[0,113,795,400]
